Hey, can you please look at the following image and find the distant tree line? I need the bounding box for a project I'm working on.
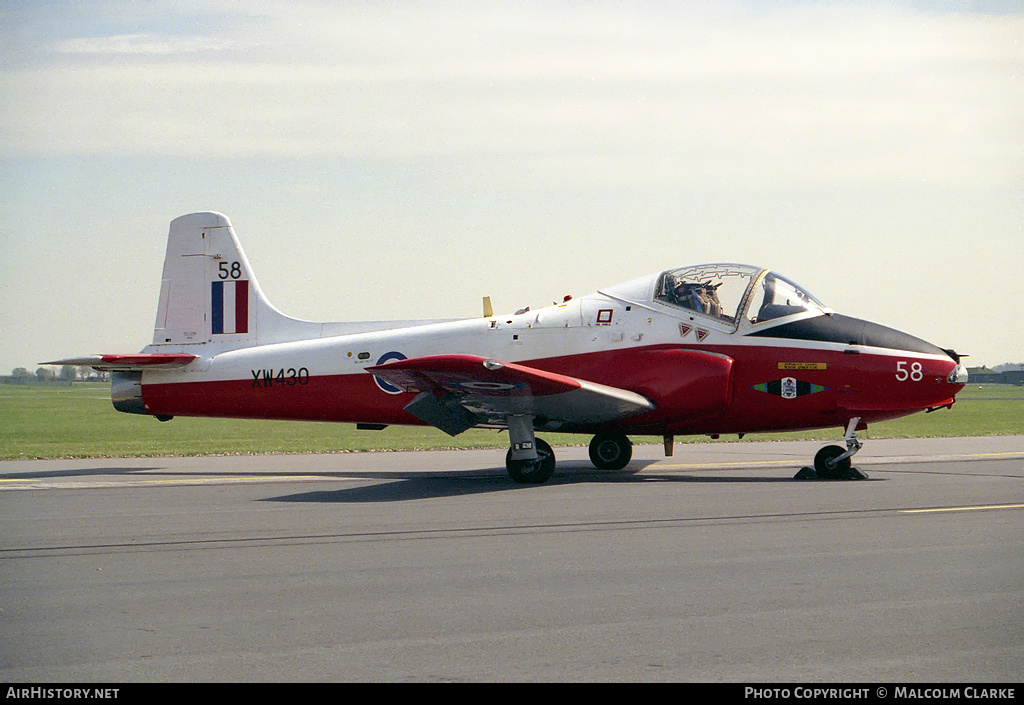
[6,366,108,383]
[992,362,1024,373]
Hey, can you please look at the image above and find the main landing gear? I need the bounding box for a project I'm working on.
[503,419,870,483]
[588,433,633,470]
[503,419,635,484]
[795,417,869,481]
[505,438,555,484]
[504,415,556,484]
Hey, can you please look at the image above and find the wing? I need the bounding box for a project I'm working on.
[367,354,654,436]
[41,354,197,371]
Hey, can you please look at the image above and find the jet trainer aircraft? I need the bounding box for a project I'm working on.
[48,212,968,483]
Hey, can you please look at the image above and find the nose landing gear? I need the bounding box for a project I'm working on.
[796,417,869,480]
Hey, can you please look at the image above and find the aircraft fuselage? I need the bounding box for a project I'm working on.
[136,291,963,437]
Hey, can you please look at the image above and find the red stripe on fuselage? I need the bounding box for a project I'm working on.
[140,343,962,435]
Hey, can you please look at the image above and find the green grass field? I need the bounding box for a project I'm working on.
[1,382,1021,460]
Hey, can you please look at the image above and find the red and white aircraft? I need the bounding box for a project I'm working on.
[48,212,968,483]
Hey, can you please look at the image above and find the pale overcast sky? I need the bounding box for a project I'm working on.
[1,1,1021,371]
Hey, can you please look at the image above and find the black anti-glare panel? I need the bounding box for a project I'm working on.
[746,314,949,357]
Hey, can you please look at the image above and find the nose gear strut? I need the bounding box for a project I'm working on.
[795,417,869,480]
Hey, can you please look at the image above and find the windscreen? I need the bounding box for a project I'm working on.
[750,272,827,323]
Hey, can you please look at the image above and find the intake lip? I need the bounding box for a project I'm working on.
[948,364,969,385]
[111,371,146,415]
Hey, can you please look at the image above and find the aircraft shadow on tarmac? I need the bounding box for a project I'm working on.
[0,466,162,480]
[263,459,807,504]
[0,459,873,501]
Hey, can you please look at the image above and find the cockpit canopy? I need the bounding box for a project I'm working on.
[653,264,827,326]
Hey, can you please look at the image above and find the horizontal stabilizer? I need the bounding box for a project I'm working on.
[41,353,197,371]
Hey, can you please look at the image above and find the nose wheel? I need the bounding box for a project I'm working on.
[813,445,853,479]
[796,418,869,480]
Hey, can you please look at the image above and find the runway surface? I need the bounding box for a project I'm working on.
[1,436,1022,682]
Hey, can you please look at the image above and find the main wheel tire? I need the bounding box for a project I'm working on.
[589,433,633,470]
[506,438,555,484]
[814,445,851,480]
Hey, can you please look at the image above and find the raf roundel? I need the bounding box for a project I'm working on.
[373,351,408,394]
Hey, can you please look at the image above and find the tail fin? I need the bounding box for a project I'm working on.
[150,212,304,350]
[147,211,458,353]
